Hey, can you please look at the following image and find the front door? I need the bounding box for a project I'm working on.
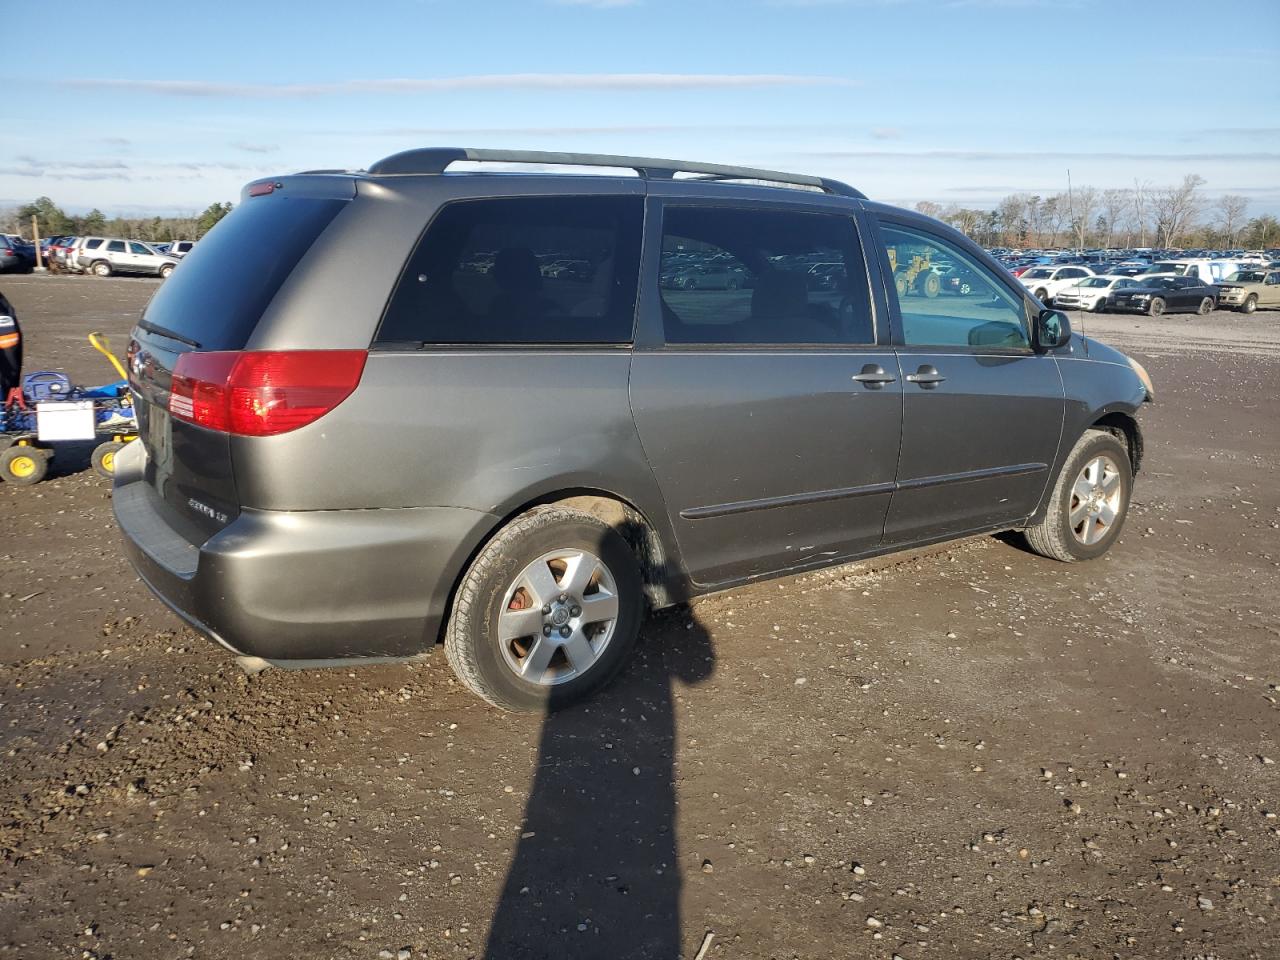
[874,218,1065,543]
[630,200,902,587]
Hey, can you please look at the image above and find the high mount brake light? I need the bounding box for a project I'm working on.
[169,350,366,436]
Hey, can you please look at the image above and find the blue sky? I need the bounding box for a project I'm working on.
[3,0,1278,218]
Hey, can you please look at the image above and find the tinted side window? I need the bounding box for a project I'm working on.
[658,206,873,345]
[129,242,150,255]
[880,222,1029,350]
[107,240,125,253]
[142,197,346,351]
[379,196,642,345]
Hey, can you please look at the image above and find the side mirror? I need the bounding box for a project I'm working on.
[1034,309,1072,352]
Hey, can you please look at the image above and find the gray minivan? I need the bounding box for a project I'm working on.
[114,148,1154,711]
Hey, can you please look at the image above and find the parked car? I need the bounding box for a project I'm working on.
[1018,264,1095,303]
[114,147,1153,712]
[1215,269,1280,313]
[166,240,196,258]
[0,235,35,273]
[69,236,106,272]
[77,238,179,278]
[661,262,745,290]
[49,236,79,269]
[1052,275,1140,312]
[1109,276,1217,316]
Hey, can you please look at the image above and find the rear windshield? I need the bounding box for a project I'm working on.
[141,197,344,351]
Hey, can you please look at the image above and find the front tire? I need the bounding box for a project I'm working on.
[1148,297,1165,317]
[1034,287,1049,303]
[1023,429,1132,562]
[159,264,174,279]
[1242,295,1257,314]
[1198,297,1213,315]
[444,506,645,712]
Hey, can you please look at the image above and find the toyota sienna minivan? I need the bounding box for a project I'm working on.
[114,148,1154,711]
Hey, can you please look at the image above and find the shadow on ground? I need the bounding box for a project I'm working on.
[484,609,715,959]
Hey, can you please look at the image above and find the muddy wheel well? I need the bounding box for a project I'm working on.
[1091,412,1143,474]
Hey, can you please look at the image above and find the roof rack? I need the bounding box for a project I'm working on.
[365,147,865,199]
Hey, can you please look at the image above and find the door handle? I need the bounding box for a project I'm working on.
[852,364,896,388]
[905,364,946,388]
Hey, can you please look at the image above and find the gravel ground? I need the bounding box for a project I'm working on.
[1,275,1278,960]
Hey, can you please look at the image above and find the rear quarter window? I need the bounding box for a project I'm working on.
[377,195,643,345]
[141,197,345,351]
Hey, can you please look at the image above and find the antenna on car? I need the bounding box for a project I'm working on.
[1067,167,1088,353]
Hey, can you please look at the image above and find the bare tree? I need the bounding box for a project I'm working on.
[1131,179,1151,247]
[1215,194,1249,247]
[1042,194,1067,247]
[997,194,1027,247]
[1152,174,1206,248]
[942,205,982,239]
[914,200,943,219]
[1069,186,1099,249]
[1100,188,1129,247]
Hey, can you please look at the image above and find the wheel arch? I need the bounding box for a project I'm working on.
[430,484,689,648]
[1090,410,1144,475]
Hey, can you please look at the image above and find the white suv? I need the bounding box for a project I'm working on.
[75,238,179,278]
[1019,265,1095,304]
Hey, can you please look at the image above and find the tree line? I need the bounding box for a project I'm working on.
[0,197,233,243]
[915,175,1278,251]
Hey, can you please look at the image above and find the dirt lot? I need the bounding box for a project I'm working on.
[2,274,1278,960]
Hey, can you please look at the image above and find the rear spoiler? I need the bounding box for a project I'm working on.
[240,174,358,203]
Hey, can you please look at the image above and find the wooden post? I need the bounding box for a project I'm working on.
[30,215,46,272]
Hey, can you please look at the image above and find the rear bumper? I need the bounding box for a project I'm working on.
[112,440,495,662]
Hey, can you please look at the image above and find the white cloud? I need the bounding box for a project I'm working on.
[230,141,279,154]
[60,73,854,98]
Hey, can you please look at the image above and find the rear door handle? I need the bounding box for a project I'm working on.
[905,364,946,388]
[852,364,897,388]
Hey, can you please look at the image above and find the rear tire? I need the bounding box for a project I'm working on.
[0,445,50,485]
[444,506,645,712]
[1242,295,1257,314]
[1023,429,1132,563]
[92,261,112,277]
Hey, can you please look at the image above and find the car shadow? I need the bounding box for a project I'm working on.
[483,605,715,959]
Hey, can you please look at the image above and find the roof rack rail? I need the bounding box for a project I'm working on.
[365,147,865,199]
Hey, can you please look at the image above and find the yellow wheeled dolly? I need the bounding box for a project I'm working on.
[87,333,138,479]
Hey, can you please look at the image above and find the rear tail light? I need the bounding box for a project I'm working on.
[169,350,366,436]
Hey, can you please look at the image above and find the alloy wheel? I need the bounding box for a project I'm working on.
[497,548,620,686]
[1069,455,1122,546]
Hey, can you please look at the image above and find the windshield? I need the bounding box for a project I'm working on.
[1142,262,1182,274]
[1141,278,1176,289]
[1024,268,1053,279]
[1226,271,1263,283]
[1078,277,1109,288]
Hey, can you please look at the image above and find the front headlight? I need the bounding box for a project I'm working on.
[1127,355,1155,401]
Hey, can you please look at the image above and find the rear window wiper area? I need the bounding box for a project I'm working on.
[138,319,203,350]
